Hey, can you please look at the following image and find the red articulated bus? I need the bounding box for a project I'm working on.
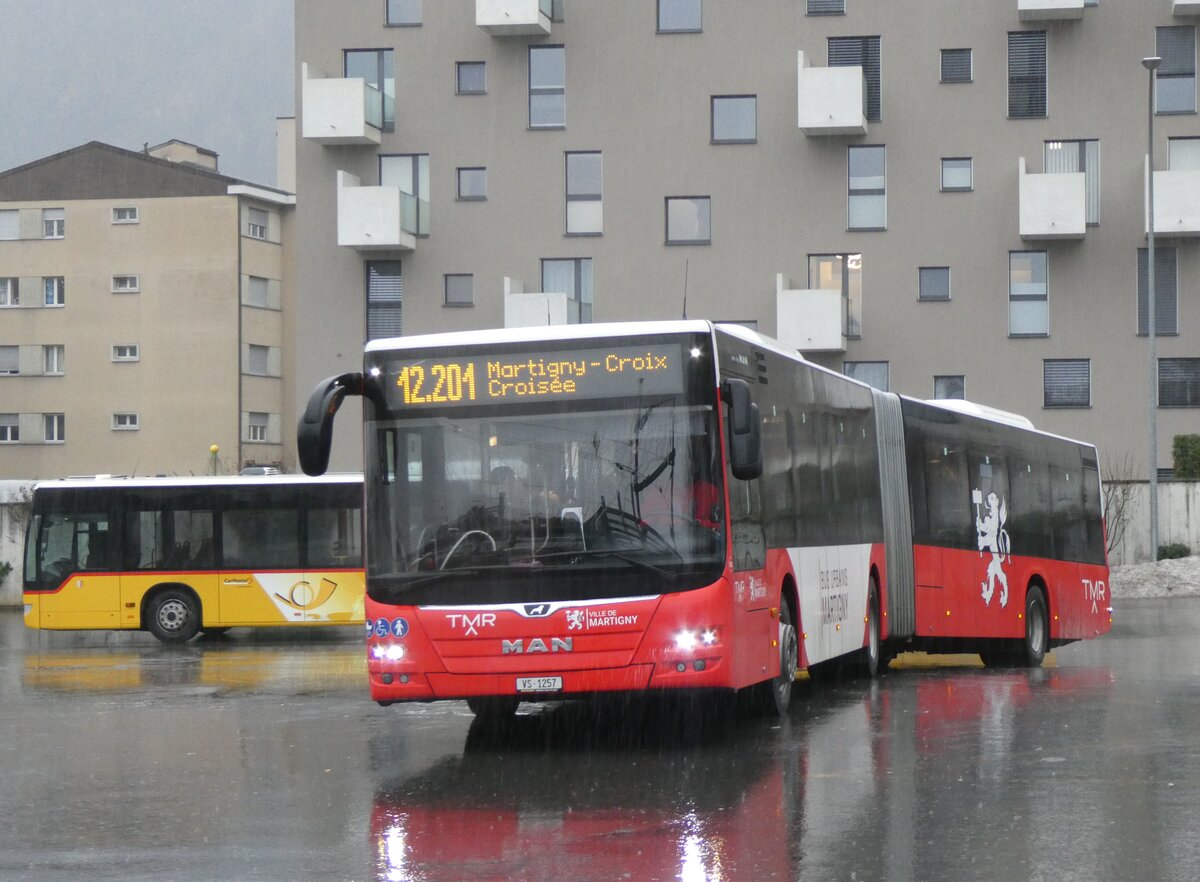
[299,321,1110,717]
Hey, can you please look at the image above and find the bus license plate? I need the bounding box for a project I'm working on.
[516,676,562,693]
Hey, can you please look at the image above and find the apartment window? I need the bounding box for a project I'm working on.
[456,61,486,95]
[1043,359,1091,408]
[658,0,701,32]
[848,145,886,230]
[1138,246,1178,336]
[1045,139,1100,225]
[44,277,65,306]
[542,258,592,323]
[934,376,965,400]
[0,346,17,375]
[0,278,16,307]
[919,267,950,301]
[247,412,270,443]
[941,49,972,84]
[112,413,140,431]
[43,345,64,375]
[0,210,16,239]
[112,344,140,362]
[0,415,17,443]
[247,208,269,240]
[42,208,65,239]
[711,95,757,144]
[1170,137,1200,169]
[346,49,395,132]
[1009,251,1048,336]
[844,361,888,391]
[112,274,140,293]
[828,36,882,123]
[455,168,487,202]
[665,196,711,244]
[385,0,421,26]
[550,0,565,22]
[380,154,430,236]
[246,275,270,308]
[444,274,474,307]
[1157,26,1196,114]
[112,206,139,224]
[809,253,862,339]
[529,46,566,128]
[367,260,403,340]
[247,344,270,376]
[941,157,973,191]
[44,413,65,443]
[1160,358,1200,407]
[807,0,845,14]
[566,151,602,235]
[1008,31,1047,118]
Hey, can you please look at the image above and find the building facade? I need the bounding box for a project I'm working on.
[294,0,1200,477]
[0,141,294,479]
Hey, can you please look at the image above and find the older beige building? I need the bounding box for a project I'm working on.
[0,141,294,479]
[292,0,1200,480]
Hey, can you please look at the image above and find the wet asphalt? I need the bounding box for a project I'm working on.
[1,597,1198,882]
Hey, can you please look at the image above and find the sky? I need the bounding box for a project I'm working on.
[0,0,294,187]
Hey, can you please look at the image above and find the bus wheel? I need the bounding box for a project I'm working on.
[860,579,882,678]
[745,597,798,716]
[147,589,201,644]
[1019,586,1048,667]
[466,696,520,718]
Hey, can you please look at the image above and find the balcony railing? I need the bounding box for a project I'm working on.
[503,278,574,327]
[796,51,867,136]
[301,63,383,146]
[476,0,552,36]
[1019,157,1086,240]
[1017,0,1084,20]
[774,274,847,353]
[336,171,420,252]
[1147,159,1200,237]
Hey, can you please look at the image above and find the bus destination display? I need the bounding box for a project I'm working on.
[386,344,684,407]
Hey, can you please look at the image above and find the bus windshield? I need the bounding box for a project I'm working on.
[366,399,724,606]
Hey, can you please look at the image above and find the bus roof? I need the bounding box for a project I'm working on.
[33,473,362,492]
[364,320,718,353]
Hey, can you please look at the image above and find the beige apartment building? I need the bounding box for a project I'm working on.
[293,0,1200,477]
[0,141,294,479]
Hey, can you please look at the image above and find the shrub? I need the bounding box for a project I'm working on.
[0,561,11,587]
[1158,543,1191,561]
[1173,434,1200,479]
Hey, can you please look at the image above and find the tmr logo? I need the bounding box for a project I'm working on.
[446,612,497,636]
[1082,578,1107,614]
[502,637,573,654]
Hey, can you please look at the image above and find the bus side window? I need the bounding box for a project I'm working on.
[925,440,970,547]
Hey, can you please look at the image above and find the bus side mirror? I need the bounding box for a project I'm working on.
[722,378,763,481]
[298,373,364,476]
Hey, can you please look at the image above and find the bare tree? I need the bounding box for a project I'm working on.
[1101,454,1138,561]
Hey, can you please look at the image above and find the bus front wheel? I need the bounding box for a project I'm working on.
[744,596,798,716]
[147,589,201,644]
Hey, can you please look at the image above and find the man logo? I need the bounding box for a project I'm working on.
[523,603,553,617]
[502,637,573,654]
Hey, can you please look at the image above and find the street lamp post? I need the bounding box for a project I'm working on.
[1143,55,1162,562]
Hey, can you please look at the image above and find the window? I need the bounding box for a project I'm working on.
[246,275,270,308]
[665,196,711,244]
[941,48,972,84]
[0,278,16,307]
[808,253,862,339]
[0,210,17,239]
[844,361,888,391]
[807,0,844,14]
[658,0,701,32]
[247,208,269,240]
[42,208,64,239]
[1009,251,1048,336]
[112,206,139,224]
[1170,137,1200,169]
[1159,358,1200,407]
[44,277,65,306]
[380,154,430,235]
[1138,246,1178,336]
[1043,359,1091,408]
[919,267,950,301]
[828,36,882,122]
[444,274,474,307]
[529,46,566,128]
[1008,31,1047,118]
[385,0,421,25]
[550,0,565,22]
[941,157,972,191]
[566,151,602,235]
[456,61,486,95]
[1045,140,1099,225]
[43,345,64,375]
[112,344,140,362]
[0,415,17,443]
[247,412,270,443]
[1157,26,1196,114]
[247,344,271,376]
[457,167,487,201]
[542,258,592,323]
[934,376,965,400]
[112,274,140,293]
[711,95,756,144]
[112,413,139,431]
[367,260,403,340]
[848,145,886,230]
[345,49,395,131]
[43,413,64,443]
[0,346,17,375]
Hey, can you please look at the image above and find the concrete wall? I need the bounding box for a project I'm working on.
[1107,481,1200,567]
[0,481,34,608]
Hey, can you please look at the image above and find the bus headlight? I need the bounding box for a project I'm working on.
[674,628,719,652]
[371,644,405,661]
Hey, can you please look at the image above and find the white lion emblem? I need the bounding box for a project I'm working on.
[566,609,586,631]
[973,488,1011,608]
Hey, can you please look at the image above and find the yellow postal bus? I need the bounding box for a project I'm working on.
[22,474,364,643]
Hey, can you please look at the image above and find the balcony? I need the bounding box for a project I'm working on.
[336,171,422,252]
[796,51,867,136]
[774,274,846,353]
[300,63,383,146]
[1017,0,1084,21]
[503,279,572,327]
[1019,157,1086,240]
[1146,159,1200,237]
[1174,0,1200,14]
[477,0,552,36]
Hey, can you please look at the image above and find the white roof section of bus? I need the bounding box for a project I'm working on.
[35,473,362,491]
[364,320,717,353]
